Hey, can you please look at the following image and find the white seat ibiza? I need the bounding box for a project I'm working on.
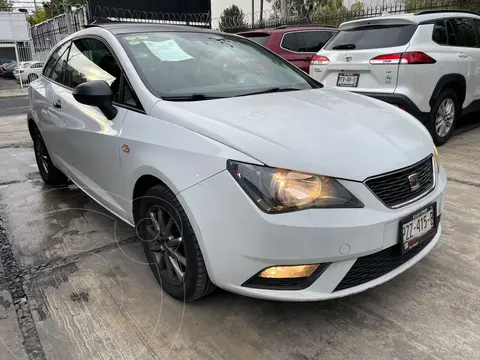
[28,22,446,301]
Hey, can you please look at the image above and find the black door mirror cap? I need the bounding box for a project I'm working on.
[72,80,118,120]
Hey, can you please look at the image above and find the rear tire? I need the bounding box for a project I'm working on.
[428,89,459,146]
[32,127,68,186]
[136,184,216,301]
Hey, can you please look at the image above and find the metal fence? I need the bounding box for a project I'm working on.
[216,0,480,32]
[1,0,480,90]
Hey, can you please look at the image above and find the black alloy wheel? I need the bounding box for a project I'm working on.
[144,204,187,287]
[137,184,216,301]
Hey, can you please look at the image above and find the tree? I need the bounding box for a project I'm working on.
[218,5,248,32]
[42,0,87,19]
[28,8,49,25]
[266,0,304,13]
[0,0,13,11]
[403,0,478,12]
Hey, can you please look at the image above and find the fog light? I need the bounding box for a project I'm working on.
[258,264,320,279]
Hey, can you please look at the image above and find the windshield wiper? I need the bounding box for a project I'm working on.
[332,43,356,50]
[162,94,226,101]
[236,87,302,97]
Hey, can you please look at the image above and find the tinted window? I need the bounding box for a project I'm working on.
[50,46,70,84]
[324,25,417,50]
[299,31,334,52]
[446,20,457,46]
[242,34,270,46]
[474,19,480,36]
[432,20,447,45]
[43,42,70,77]
[281,32,300,51]
[448,18,478,47]
[121,76,142,109]
[65,38,120,96]
[119,31,317,99]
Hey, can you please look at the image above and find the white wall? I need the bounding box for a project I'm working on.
[0,12,30,42]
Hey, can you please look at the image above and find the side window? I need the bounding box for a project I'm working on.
[446,20,458,46]
[298,31,334,52]
[281,33,300,52]
[432,20,447,45]
[449,18,478,47]
[474,19,480,37]
[64,37,142,110]
[64,38,121,102]
[50,46,70,85]
[43,42,70,77]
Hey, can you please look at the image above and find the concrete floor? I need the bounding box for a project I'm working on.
[0,111,479,359]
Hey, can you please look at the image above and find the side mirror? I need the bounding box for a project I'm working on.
[72,80,118,120]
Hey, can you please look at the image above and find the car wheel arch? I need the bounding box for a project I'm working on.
[429,74,466,109]
[130,172,214,280]
[27,118,38,137]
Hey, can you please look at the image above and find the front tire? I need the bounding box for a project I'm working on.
[32,127,68,185]
[137,184,215,301]
[428,89,459,146]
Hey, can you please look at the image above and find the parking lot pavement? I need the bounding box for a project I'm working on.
[0,114,31,149]
[0,262,28,360]
[0,111,479,359]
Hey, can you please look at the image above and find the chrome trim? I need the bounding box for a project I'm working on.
[364,155,436,209]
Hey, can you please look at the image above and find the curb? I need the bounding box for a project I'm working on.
[0,89,29,98]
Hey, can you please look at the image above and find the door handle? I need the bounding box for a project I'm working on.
[53,99,61,109]
[457,53,468,59]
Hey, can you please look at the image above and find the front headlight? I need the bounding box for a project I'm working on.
[433,145,440,174]
[227,160,364,213]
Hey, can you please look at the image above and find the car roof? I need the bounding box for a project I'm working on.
[238,25,337,35]
[339,10,480,30]
[84,22,222,35]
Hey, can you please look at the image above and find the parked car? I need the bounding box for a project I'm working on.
[0,58,15,67]
[238,25,337,72]
[29,23,446,302]
[1,62,17,78]
[310,10,480,145]
[14,61,44,82]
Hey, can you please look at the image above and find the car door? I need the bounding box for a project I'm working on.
[49,37,131,219]
[446,18,479,107]
[34,41,71,156]
[280,30,335,72]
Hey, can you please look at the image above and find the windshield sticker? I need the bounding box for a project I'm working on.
[143,39,194,61]
[129,41,140,45]
[125,36,137,40]
[137,35,148,40]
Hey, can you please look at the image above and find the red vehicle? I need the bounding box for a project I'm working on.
[238,25,337,73]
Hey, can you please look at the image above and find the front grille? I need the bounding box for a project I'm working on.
[365,156,434,208]
[333,223,438,292]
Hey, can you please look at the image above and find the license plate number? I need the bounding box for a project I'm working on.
[400,204,436,254]
[337,73,359,87]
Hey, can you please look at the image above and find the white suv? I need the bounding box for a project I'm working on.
[309,10,480,145]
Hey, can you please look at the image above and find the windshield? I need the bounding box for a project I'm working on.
[118,31,319,99]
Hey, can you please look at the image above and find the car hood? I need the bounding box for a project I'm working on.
[153,88,434,181]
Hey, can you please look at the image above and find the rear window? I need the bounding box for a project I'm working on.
[241,33,270,46]
[282,30,335,53]
[324,24,417,50]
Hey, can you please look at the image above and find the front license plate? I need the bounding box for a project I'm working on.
[400,203,436,255]
[337,73,359,87]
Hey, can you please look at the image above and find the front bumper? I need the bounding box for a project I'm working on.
[179,166,447,301]
[355,92,430,124]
